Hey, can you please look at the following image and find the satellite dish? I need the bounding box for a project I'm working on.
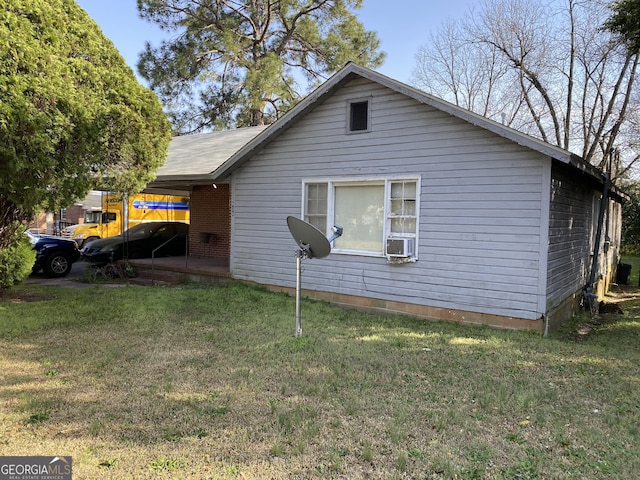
[286,216,343,337]
[286,216,331,259]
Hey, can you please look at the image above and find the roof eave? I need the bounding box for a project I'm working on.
[149,174,216,183]
[145,174,219,192]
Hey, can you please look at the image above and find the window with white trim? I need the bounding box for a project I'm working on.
[304,183,328,232]
[389,181,417,236]
[303,177,419,258]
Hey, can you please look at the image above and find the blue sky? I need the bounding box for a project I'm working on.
[75,0,476,84]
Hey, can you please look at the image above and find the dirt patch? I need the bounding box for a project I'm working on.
[0,288,56,304]
[570,300,625,342]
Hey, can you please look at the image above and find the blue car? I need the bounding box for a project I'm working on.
[26,230,81,278]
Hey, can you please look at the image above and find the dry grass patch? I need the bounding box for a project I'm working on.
[1,282,639,478]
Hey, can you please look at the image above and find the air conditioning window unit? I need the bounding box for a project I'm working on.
[386,238,415,257]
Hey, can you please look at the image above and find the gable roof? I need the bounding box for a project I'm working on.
[149,62,607,190]
[212,62,605,183]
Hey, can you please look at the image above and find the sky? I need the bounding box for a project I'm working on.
[75,0,477,85]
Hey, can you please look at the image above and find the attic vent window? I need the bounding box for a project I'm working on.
[349,99,370,132]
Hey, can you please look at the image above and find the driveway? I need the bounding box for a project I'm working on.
[25,260,99,288]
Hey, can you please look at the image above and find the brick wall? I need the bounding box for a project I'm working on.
[27,212,50,234]
[189,184,230,260]
[63,205,85,225]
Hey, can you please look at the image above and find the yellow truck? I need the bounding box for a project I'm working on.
[61,193,190,248]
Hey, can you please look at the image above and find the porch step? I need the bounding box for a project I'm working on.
[133,267,187,286]
[129,277,174,287]
[123,257,233,287]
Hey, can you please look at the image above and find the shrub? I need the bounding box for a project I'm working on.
[0,231,35,290]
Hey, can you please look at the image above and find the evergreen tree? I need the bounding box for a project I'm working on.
[1,0,171,249]
[137,0,385,132]
[605,0,640,53]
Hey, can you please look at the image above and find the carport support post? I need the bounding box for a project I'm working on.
[295,253,302,337]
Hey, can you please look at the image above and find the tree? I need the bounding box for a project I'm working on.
[605,0,640,54]
[413,19,519,123]
[0,0,172,250]
[136,0,386,133]
[621,181,640,253]
[412,0,640,179]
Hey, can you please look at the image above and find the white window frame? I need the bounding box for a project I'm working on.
[301,176,420,259]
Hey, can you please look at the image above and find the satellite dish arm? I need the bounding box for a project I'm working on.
[328,225,343,244]
[297,242,313,259]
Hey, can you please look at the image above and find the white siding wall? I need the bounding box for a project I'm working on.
[230,78,548,320]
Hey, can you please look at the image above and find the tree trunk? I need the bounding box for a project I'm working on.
[250,108,265,126]
[0,196,26,249]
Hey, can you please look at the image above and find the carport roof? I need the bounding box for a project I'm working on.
[149,125,269,187]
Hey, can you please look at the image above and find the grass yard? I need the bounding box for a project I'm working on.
[0,281,639,479]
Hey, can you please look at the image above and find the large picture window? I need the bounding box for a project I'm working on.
[335,183,385,252]
[303,177,419,257]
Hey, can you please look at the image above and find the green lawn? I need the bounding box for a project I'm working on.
[0,281,638,479]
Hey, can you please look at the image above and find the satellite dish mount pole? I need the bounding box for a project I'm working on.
[294,245,307,337]
[296,251,302,337]
[286,216,342,338]
[294,242,312,337]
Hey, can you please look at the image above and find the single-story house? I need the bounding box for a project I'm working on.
[147,62,623,332]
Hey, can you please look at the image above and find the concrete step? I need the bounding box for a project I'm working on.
[121,258,232,287]
[134,268,186,285]
[129,277,174,287]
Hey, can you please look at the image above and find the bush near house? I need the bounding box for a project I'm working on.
[0,228,34,290]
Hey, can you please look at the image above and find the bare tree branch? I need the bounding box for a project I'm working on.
[412,0,640,180]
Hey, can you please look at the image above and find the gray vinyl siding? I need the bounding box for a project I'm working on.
[230,77,547,320]
[546,166,594,309]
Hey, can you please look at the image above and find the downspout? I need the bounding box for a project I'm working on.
[583,172,610,313]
